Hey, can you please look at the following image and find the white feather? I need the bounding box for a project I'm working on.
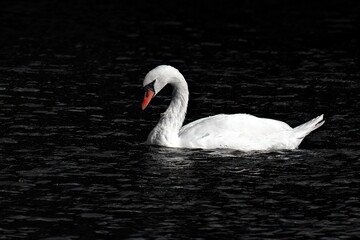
[143,65,324,151]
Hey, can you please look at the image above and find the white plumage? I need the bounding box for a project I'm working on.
[141,65,324,151]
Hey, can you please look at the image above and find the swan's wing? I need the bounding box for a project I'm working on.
[179,114,293,150]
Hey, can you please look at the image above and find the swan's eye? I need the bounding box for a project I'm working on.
[144,79,156,94]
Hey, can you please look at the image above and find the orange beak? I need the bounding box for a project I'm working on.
[142,89,155,110]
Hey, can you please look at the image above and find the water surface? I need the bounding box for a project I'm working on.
[1,1,360,239]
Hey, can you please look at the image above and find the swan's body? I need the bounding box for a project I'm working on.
[142,65,324,151]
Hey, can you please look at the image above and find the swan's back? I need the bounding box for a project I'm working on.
[179,114,295,151]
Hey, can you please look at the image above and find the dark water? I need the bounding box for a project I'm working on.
[1,1,360,239]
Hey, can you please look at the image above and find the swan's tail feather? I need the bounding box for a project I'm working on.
[294,114,325,140]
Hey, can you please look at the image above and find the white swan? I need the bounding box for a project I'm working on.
[141,65,324,151]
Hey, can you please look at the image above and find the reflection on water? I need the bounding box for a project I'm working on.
[148,147,195,168]
[1,0,360,239]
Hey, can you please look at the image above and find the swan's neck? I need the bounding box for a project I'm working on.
[148,80,188,147]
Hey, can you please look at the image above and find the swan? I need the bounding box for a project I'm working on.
[141,65,324,151]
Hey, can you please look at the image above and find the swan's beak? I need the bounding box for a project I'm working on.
[142,89,155,110]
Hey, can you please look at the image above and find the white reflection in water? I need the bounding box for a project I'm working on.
[148,146,194,168]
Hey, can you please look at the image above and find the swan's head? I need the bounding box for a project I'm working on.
[141,65,182,110]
